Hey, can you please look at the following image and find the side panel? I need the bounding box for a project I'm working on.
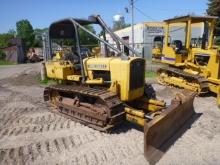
[45,61,74,80]
[161,47,178,64]
[83,58,112,80]
[84,58,111,71]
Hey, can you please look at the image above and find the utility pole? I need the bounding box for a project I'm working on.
[131,0,135,51]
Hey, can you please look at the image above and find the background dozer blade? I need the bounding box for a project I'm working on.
[144,90,196,164]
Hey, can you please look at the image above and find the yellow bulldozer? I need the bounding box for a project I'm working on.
[152,15,220,106]
[43,15,195,164]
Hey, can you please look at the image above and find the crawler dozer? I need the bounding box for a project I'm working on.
[43,15,195,163]
[152,15,220,106]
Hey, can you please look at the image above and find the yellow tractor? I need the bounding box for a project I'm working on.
[43,15,195,163]
[152,15,220,105]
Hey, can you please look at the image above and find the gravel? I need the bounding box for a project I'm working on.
[0,63,220,165]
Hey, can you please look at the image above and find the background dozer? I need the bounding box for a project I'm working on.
[43,15,195,163]
[152,15,220,106]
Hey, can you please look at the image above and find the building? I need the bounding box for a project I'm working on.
[105,22,204,59]
[1,38,26,63]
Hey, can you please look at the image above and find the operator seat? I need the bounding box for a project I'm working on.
[173,40,183,51]
[172,40,188,55]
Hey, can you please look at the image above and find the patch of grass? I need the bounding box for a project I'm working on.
[36,74,57,85]
[0,60,15,65]
[145,71,157,78]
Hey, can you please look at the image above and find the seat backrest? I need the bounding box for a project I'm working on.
[173,40,183,50]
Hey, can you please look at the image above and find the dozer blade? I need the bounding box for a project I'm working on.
[144,90,195,164]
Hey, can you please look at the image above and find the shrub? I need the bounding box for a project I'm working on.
[0,50,6,60]
[215,36,220,45]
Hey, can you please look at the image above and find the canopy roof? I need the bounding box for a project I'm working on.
[164,15,217,24]
[49,17,98,39]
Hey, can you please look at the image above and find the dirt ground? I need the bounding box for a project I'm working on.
[0,63,220,165]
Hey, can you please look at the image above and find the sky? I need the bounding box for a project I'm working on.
[0,0,208,33]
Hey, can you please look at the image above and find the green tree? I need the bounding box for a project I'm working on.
[78,25,98,47]
[0,50,6,60]
[52,25,98,49]
[98,30,105,37]
[0,33,14,48]
[113,20,131,31]
[8,29,16,36]
[207,0,220,35]
[33,28,49,47]
[16,19,35,48]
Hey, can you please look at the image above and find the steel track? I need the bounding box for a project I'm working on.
[157,67,209,93]
[44,84,125,132]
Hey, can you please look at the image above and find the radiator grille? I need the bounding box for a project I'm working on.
[130,59,145,90]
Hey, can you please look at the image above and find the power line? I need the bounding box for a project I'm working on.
[127,0,139,6]
[133,6,157,21]
[170,27,185,33]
